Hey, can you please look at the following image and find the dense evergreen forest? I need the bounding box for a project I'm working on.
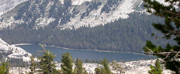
[0,13,173,53]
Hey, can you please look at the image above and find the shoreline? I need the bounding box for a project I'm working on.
[12,43,32,46]
[41,44,147,56]
[13,43,147,56]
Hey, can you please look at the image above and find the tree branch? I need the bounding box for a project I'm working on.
[164,52,171,60]
[145,47,154,54]
[145,49,180,59]
[165,10,180,17]
[173,51,180,59]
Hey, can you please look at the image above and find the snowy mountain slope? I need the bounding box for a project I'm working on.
[59,0,143,29]
[0,0,145,29]
[0,0,170,30]
[0,38,31,62]
[0,0,27,16]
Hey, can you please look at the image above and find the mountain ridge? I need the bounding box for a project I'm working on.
[0,0,145,29]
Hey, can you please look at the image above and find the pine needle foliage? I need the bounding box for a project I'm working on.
[149,58,163,74]
[143,0,180,73]
[74,58,88,74]
[38,45,59,74]
[100,59,112,74]
[61,52,74,74]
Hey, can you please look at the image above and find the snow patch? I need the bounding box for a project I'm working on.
[0,38,32,62]
[0,38,8,45]
[155,0,179,9]
[59,0,136,29]
[72,0,92,5]
[0,0,27,16]
[45,2,54,16]
[59,0,64,4]
[0,17,24,29]
[155,0,169,6]
[8,45,32,62]
[34,17,55,29]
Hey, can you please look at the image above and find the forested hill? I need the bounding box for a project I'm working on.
[0,0,172,53]
[0,13,171,53]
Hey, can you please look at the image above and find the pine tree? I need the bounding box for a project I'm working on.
[95,66,101,74]
[61,52,73,74]
[143,0,180,74]
[0,62,6,74]
[29,56,37,74]
[0,61,10,74]
[74,58,88,74]
[38,45,59,74]
[4,61,10,74]
[101,59,112,74]
[149,58,163,74]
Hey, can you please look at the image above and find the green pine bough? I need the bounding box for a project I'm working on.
[143,0,180,74]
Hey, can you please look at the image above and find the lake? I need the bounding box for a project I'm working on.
[17,45,154,62]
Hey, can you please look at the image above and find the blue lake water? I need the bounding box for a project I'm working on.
[17,45,154,62]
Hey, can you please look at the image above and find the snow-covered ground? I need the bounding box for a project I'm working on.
[83,60,172,74]
[0,38,32,62]
[9,59,173,74]
[124,60,172,74]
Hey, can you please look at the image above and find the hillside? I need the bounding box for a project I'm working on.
[0,0,27,16]
[0,0,172,53]
[0,38,31,67]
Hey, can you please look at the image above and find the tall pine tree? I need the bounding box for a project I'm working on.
[100,59,112,74]
[0,61,10,74]
[29,56,37,74]
[74,58,88,74]
[61,52,74,74]
[38,45,59,74]
[143,0,180,74]
[4,61,10,74]
[0,62,6,74]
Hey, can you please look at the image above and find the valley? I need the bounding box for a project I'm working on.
[0,0,179,74]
